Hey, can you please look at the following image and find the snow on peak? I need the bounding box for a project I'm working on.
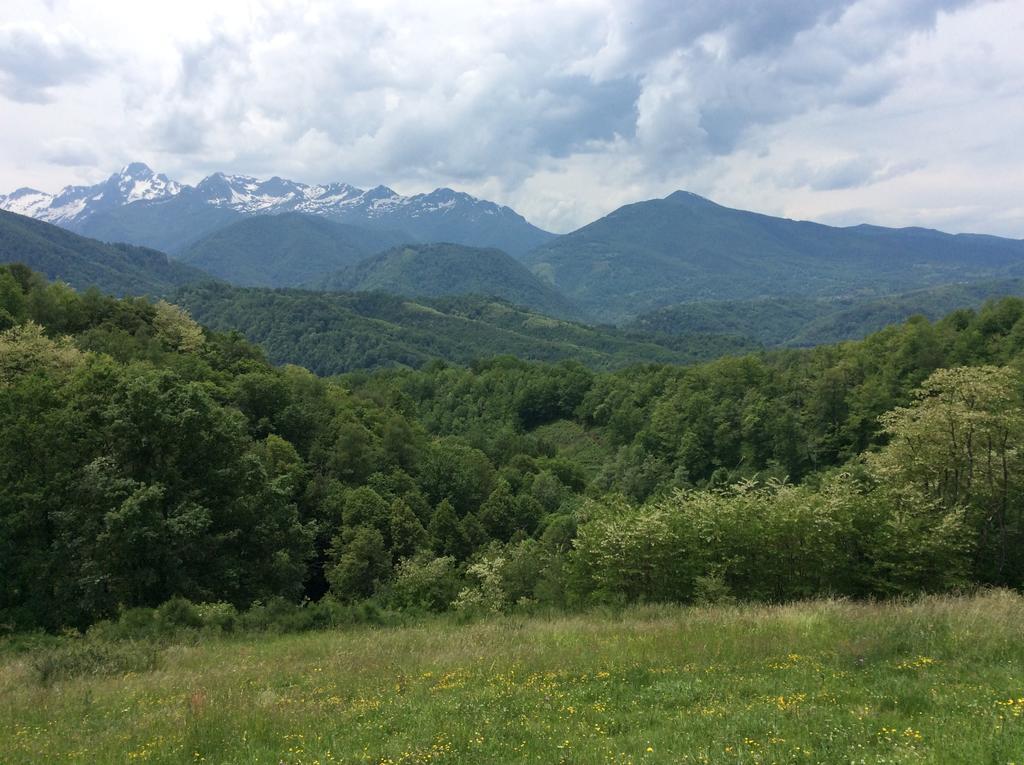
[2,165,521,234]
[113,164,181,204]
[0,187,54,218]
[120,162,155,179]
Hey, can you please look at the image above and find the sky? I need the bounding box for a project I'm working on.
[0,0,1022,236]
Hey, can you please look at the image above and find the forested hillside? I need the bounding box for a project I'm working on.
[629,279,1024,347]
[175,213,411,287]
[525,191,1024,322]
[316,242,581,319]
[0,210,206,296]
[3,267,1023,632]
[175,282,754,374]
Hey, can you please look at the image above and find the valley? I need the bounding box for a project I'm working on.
[3,5,1022,763]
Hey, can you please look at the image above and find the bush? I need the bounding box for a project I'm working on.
[156,597,203,630]
[453,556,509,615]
[384,554,461,612]
[196,602,239,633]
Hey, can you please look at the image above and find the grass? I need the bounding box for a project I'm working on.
[1,591,1023,764]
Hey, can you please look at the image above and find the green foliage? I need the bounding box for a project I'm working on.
[175,282,756,375]
[0,210,204,296]
[318,242,581,320]
[628,280,1024,348]
[869,365,1024,587]
[525,191,1024,322]
[176,212,409,287]
[384,553,461,612]
[327,526,392,602]
[452,555,509,614]
[3,267,1024,632]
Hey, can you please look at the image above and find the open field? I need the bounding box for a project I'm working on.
[2,592,1023,764]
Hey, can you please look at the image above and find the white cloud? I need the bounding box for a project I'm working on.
[0,0,1021,237]
[0,23,103,103]
[41,137,99,167]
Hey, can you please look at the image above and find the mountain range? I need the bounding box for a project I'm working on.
[5,163,1024,346]
[525,190,1024,322]
[0,163,554,257]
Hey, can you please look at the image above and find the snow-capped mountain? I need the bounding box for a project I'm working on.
[0,163,181,226]
[1,163,555,257]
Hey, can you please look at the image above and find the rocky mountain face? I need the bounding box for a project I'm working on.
[0,163,181,226]
[1,164,555,256]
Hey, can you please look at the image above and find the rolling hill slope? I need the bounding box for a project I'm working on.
[175,213,410,287]
[0,209,206,296]
[318,242,581,319]
[524,191,1024,322]
[628,279,1024,347]
[175,283,755,375]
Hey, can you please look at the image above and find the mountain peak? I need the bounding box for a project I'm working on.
[665,190,716,205]
[7,186,46,199]
[119,162,156,179]
[364,184,398,199]
[2,165,555,256]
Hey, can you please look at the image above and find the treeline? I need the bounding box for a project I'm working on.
[2,264,1022,632]
[174,282,755,374]
[626,279,1024,348]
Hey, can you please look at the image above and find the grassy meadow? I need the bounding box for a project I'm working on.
[2,591,1023,764]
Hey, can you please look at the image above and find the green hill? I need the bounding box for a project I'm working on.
[175,212,410,287]
[318,242,581,319]
[175,282,755,375]
[524,191,1024,322]
[0,209,206,296]
[629,279,1024,347]
[75,189,245,254]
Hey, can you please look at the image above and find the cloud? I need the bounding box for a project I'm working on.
[41,137,99,167]
[0,0,1021,238]
[0,24,103,103]
[775,157,927,191]
[129,0,969,193]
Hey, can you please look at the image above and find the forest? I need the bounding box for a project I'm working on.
[2,263,1023,633]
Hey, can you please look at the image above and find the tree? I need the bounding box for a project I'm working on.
[326,526,391,601]
[479,480,518,541]
[428,499,468,559]
[418,438,496,515]
[870,365,1024,586]
[152,300,205,352]
[388,499,429,558]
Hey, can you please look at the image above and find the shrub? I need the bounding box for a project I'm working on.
[196,602,239,633]
[156,597,203,630]
[384,554,461,612]
[453,556,509,615]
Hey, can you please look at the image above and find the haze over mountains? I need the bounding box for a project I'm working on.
[176,213,410,288]
[0,163,554,257]
[525,190,1024,322]
[0,208,203,296]
[316,243,580,320]
[4,163,1024,368]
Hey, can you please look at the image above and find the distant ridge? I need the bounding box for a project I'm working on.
[0,209,206,296]
[317,242,581,320]
[524,191,1024,322]
[0,163,555,257]
[175,213,411,288]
